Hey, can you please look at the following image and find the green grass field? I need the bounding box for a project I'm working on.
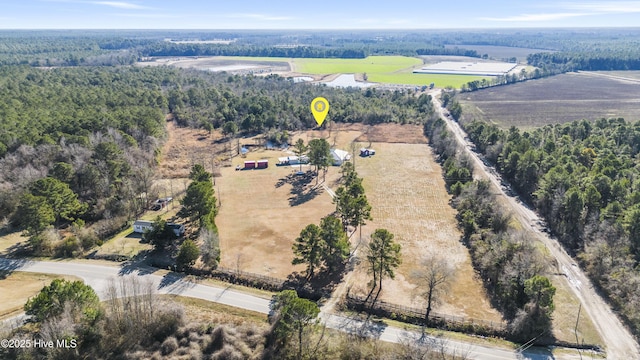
[369,72,488,88]
[216,55,491,88]
[292,55,421,74]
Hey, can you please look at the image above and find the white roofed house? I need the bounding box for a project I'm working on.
[331,149,351,166]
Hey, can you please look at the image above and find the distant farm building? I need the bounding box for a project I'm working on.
[413,61,517,76]
[278,155,309,166]
[331,149,351,166]
[244,161,256,169]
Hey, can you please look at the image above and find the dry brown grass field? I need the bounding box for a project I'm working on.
[215,126,362,278]
[347,140,502,323]
[459,72,640,129]
[127,119,603,344]
[0,272,80,320]
[209,122,502,323]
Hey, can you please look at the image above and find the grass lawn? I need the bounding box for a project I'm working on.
[0,230,25,255]
[0,272,81,320]
[94,228,152,259]
[164,295,269,325]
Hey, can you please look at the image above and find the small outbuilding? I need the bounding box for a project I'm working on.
[256,159,268,169]
[244,160,256,169]
[360,148,376,157]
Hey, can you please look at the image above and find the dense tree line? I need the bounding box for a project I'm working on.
[167,71,434,135]
[527,51,640,72]
[0,66,172,255]
[424,118,556,342]
[6,29,640,69]
[464,117,640,340]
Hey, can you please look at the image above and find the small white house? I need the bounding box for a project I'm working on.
[331,149,351,166]
[133,220,185,237]
[133,220,154,233]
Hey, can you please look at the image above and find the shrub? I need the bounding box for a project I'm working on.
[160,336,178,355]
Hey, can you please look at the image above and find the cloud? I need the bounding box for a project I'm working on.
[481,1,640,23]
[226,13,293,21]
[91,1,147,9]
[480,12,589,22]
[562,1,640,13]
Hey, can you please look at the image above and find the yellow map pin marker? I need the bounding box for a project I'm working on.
[311,97,329,126]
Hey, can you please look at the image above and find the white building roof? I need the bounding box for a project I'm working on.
[331,149,351,161]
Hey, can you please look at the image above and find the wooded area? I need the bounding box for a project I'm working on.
[0,64,432,258]
[463,117,640,340]
[424,118,556,342]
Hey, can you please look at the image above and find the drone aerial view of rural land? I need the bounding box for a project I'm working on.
[2,1,640,359]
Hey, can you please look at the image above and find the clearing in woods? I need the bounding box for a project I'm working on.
[155,121,601,343]
[213,122,501,323]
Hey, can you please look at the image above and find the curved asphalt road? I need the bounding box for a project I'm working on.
[1,257,585,359]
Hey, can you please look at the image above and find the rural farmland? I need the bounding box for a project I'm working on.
[459,72,640,129]
[211,123,501,322]
[139,55,491,88]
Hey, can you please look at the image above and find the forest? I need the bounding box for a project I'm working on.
[0,64,433,257]
[4,29,640,72]
[463,117,640,340]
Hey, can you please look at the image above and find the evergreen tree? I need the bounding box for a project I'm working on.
[292,224,323,279]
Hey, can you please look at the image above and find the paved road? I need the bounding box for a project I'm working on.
[1,258,576,359]
[430,90,640,359]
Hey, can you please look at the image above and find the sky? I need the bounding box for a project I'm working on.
[2,0,640,29]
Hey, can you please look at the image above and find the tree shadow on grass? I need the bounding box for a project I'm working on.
[3,241,31,258]
[284,262,348,300]
[275,170,324,206]
[0,257,31,279]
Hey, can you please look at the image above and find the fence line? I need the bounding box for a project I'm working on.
[346,293,507,332]
[211,266,287,290]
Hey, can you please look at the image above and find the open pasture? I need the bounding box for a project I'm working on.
[291,55,421,74]
[459,72,640,129]
[212,122,502,322]
[347,141,502,322]
[215,127,362,278]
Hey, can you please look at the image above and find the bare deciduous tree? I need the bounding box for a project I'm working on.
[411,255,453,325]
